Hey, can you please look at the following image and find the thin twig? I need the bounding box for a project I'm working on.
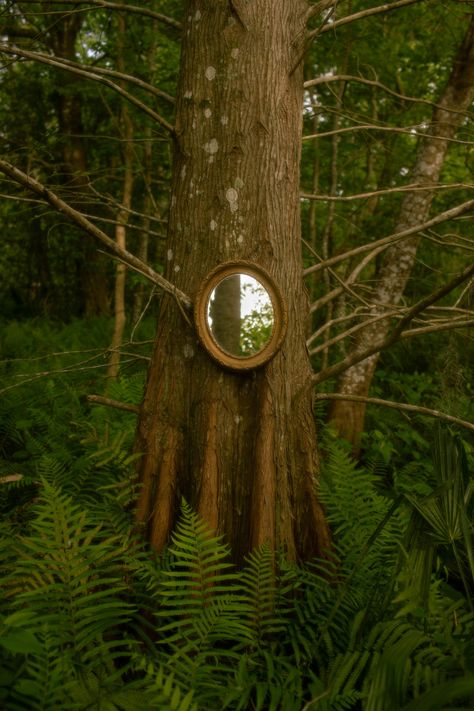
[314,393,474,433]
[86,394,139,414]
[301,183,474,202]
[0,159,192,311]
[313,260,474,384]
[0,44,175,135]
[13,0,182,30]
[303,198,474,276]
[303,123,474,146]
[313,0,427,39]
[304,74,473,121]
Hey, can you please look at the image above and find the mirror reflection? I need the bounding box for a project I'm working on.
[207,274,274,357]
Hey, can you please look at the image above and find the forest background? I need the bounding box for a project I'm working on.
[0,1,473,709]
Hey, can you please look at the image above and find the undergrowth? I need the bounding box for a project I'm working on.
[1,321,473,709]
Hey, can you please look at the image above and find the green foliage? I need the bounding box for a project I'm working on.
[1,432,473,710]
[1,320,473,709]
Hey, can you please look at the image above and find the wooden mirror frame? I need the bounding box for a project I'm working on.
[194,261,287,371]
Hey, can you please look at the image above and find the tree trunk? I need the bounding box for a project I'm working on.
[329,16,474,449]
[133,0,331,564]
[49,7,110,316]
[107,13,134,381]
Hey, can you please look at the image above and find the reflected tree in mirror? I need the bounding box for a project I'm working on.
[208,274,241,354]
[207,274,274,357]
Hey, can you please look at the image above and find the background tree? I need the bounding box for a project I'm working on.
[327,15,474,448]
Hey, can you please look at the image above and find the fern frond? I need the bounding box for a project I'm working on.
[5,480,137,673]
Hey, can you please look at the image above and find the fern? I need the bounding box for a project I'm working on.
[3,481,138,682]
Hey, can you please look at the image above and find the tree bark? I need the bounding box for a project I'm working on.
[133,0,331,564]
[329,16,474,449]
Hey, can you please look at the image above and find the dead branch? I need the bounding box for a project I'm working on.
[13,0,181,31]
[303,198,474,276]
[304,74,474,121]
[314,393,474,433]
[313,259,474,384]
[313,0,427,38]
[303,123,474,145]
[301,183,474,202]
[0,44,175,134]
[86,394,139,414]
[0,159,192,310]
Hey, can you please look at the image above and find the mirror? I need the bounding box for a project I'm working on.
[194,261,287,371]
[207,274,274,357]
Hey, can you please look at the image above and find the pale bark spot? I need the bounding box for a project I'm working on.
[183,343,195,359]
[210,220,217,231]
[174,265,181,272]
[226,187,238,203]
[226,187,239,213]
[194,10,201,21]
[204,138,219,154]
[180,164,187,179]
[184,90,193,99]
[205,66,216,81]
[220,115,229,125]
[237,235,244,244]
[234,177,244,189]
[204,108,212,118]
[231,48,239,59]
[167,249,173,261]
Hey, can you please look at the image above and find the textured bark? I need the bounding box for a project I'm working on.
[329,16,474,448]
[134,0,331,564]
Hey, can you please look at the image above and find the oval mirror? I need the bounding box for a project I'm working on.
[194,261,287,371]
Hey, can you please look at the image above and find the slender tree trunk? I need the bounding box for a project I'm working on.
[133,0,331,564]
[329,16,474,448]
[107,13,134,381]
[48,7,110,316]
[132,125,152,324]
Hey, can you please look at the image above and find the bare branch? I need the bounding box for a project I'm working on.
[304,74,474,120]
[314,393,474,434]
[304,198,474,276]
[311,0,427,39]
[0,159,192,310]
[313,259,474,384]
[13,0,182,31]
[303,123,474,145]
[0,44,175,134]
[309,314,474,355]
[309,310,399,355]
[86,394,140,414]
[400,318,474,339]
[301,183,474,202]
[18,48,175,104]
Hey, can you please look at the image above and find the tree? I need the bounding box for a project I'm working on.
[1,0,473,563]
[327,15,474,448]
[131,1,332,564]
